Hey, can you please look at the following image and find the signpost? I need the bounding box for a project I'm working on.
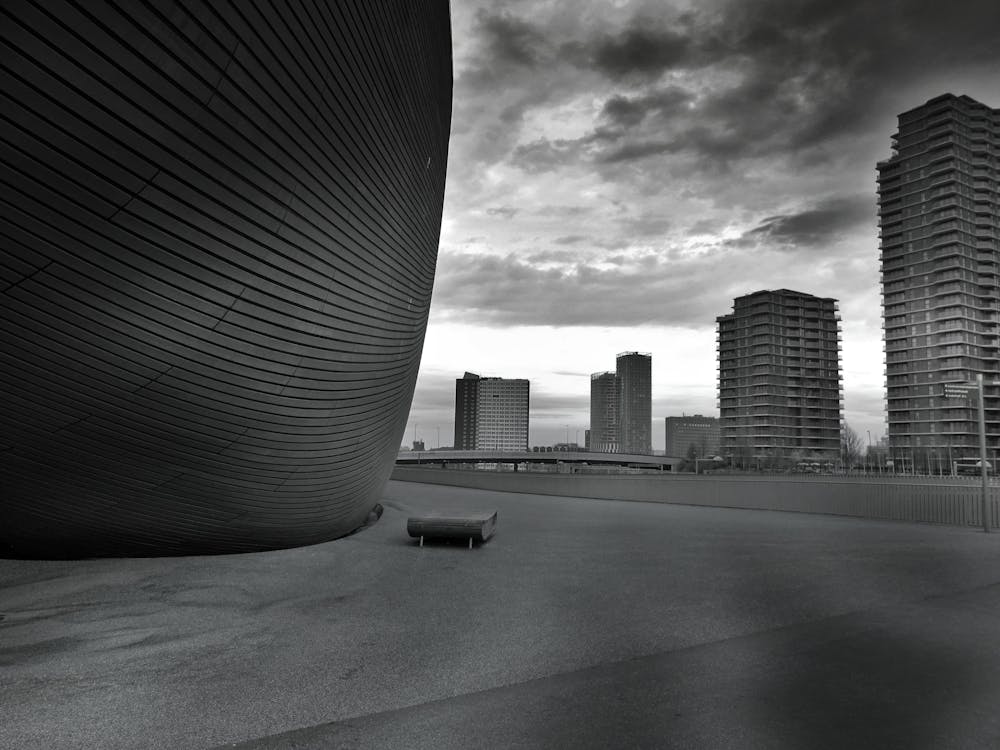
[944,378,989,532]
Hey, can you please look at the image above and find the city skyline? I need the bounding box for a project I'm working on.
[405,0,1000,449]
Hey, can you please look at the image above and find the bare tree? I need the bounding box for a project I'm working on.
[841,423,865,468]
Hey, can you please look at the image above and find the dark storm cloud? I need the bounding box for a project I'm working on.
[494,0,1000,177]
[600,87,696,128]
[460,10,549,87]
[509,137,582,173]
[590,24,694,79]
[745,195,874,247]
[478,11,546,67]
[700,0,997,151]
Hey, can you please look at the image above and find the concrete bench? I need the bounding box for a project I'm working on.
[407,510,498,548]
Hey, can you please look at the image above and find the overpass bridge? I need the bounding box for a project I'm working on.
[395,449,681,471]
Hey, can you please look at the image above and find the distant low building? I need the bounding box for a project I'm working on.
[412,440,425,452]
[532,443,585,453]
[553,442,583,452]
[665,415,719,458]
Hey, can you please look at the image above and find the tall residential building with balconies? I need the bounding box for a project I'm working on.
[717,290,843,466]
[878,94,999,469]
[454,372,481,450]
[589,371,618,453]
[617,352,652,454]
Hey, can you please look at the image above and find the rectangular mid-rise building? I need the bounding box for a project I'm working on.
[475,377,530,451]
[664,415,720,458]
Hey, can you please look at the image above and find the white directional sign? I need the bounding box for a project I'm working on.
[943,383,976,399]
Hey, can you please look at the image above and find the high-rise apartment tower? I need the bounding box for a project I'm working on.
[878,93,999,469]
[589,371,618,453]
[717,290,843,466]
[617,352,652,454]
[454,372,480,450]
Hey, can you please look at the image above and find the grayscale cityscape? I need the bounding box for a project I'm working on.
[2,1,1000,749]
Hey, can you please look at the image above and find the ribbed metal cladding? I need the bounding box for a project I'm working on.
[0,1,453,557]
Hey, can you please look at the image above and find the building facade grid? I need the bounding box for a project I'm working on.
[878,93,1000,470]
[665,416,720,458]
[589,371,618,453]
[475,378,530,452]
[454,372,480,450]
[717,289,844,466]
[617,352,652,455]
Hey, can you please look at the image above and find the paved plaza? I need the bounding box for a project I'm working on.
[4,481,1000,748]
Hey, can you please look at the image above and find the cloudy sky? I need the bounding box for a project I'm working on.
[405,0,1000,452]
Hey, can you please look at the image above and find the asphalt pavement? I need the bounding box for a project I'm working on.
[4,480,1000,748]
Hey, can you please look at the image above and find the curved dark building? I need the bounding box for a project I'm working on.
[0,1,452,557]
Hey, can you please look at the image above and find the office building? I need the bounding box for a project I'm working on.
[476,378,530,451]
[717,290,843,466]
[454,372,480,450]
[665,415,720,458]
[617,352,652,454]
[454,374,530,451]
[589,371,619,453]
[878,93,999,468]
